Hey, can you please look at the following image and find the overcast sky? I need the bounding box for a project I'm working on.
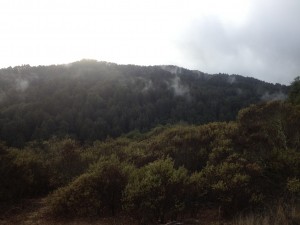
[0,0,299,84]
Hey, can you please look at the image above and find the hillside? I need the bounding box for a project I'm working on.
[1,75,300,224]
[0,60,288,147]
[1,99,300,224]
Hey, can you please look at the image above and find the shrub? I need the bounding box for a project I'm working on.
[123,158,189,223]
[198,153,263,216]
[45,138,87,188]
[47,156,130,217]
[10,148,49,196]
[0,143,28,203]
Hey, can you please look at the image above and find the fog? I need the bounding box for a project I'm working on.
[0,0,299,84]
[179,0,300,84]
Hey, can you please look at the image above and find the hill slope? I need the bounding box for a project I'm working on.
[0,60,288,146]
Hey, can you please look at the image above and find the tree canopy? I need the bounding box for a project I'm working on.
[0,60,288,147]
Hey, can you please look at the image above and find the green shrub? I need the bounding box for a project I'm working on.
[47,156,130,217]
[198,153,263,216]
[123,158,189,223]
[11,148,49,196]
[24,138,88,189]
[0,143,28,203]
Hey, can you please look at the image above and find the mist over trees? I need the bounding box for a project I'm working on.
[0,60,288,147]
[1,60,299,224]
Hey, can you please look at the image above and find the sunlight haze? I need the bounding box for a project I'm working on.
[0,0,299,84]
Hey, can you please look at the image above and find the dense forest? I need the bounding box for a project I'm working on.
[0,60,288,147]
[1,61,299,225]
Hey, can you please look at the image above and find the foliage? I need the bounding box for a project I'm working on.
[123,158,189,223]
[0,60,288,147]
[201,154,263,215]
[43,138,87,188]
[9,148,49,196]
[47,156,130,217]
[236,101,300,198]
[2,91,300,220]
[287,178,300,203]
[288,76,300,105]
[0,142,29,203]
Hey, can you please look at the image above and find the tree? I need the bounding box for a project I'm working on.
[288,76,300,105]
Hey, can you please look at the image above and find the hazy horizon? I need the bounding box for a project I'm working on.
[0,59,291,86]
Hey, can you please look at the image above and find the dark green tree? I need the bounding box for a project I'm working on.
[288,76,300,105]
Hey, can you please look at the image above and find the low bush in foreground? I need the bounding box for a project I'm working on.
[47,156,130,217]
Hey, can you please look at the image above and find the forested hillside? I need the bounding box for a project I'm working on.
[0,61,300,224]
[0,60,288,147]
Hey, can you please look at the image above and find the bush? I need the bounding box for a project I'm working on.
[47,156,130,217]
[0,143,29,203]
[10,148,49,197]
[123,158,189,223]
[197,153,263,216]
[44,138,88,188]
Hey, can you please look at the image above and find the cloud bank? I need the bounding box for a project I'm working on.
[178,0,300,84]
[0,0,299,85]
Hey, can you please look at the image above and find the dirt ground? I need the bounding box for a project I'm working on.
[0,198,227,225]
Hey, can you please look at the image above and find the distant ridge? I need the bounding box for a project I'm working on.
[0,59,289,147]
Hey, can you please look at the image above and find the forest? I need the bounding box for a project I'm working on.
[1,61,300,225]
[0,60,287,147]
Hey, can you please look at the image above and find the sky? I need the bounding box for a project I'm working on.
[0,0,299,84]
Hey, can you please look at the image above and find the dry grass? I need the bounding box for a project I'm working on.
[0,198,138,225]
[3,198,300,225]
[0,198,226,225]
[232,204,300,225]
[0,217,139,225]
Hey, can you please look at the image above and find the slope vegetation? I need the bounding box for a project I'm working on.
[0,60,288,147]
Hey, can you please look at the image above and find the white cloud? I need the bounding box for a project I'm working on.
[0,0,299,84]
